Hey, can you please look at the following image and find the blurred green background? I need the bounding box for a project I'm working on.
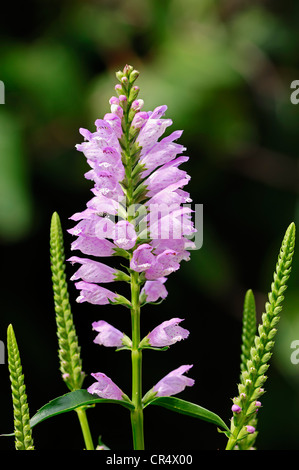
[1,0,299,451]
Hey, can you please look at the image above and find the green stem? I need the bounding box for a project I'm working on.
[75,407,94,450]
[116,66,145,449]
[130,270,145,450]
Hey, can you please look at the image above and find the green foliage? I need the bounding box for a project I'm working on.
[0,111,33,241]
[7,324,34,450]
[226,222,296,450]
[29,390,134,430]
[26,389,229,436]
[147,396,230,433]
[50,211,85,391]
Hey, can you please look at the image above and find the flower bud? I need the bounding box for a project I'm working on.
[246,425,256,434]
[231,404,241,414]
[116,70,124,82]
[129,85,140,101]
[129,69,140,83]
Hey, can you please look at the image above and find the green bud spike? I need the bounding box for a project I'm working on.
[50,212,85,391]
[226,222,296,450]
[240,289,257,379]
[7,324,34,450]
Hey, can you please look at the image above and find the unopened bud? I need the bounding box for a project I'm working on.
[129,85,140,101]
[123,64,133,76]
[246,425,255,434]
[129,69,140,83]
[115,84,122,95]
[131,99,144,111]
[231,404,241,414]
[116,70,124,82]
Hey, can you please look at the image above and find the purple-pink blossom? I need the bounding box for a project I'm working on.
[75,281,117,305]
[146,318,189,347]
[69,256,117,283]
[140,278,168,303]
[153,365,195,397]
[68,64,195,307]
[92,320,125,347]
[130,244,155,272]
[87,372,124,400]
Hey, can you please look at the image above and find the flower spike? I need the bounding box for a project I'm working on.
[7,324,34,450]
[226,222,296,450]
[50,212,85,391]
[68,64,195,450]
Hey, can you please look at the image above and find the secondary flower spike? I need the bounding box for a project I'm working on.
[68,64,196,306]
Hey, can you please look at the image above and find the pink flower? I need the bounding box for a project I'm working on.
[145,162,189,198]
[92,320,126,347]
[71,236,116,257]
[74,281,117,305]
[147,318,189,347]
[145,250,180,280]
[69,256,117,283]
[140,278,168,303]
[69,65,195,307]
[130,244,155,272]
[153,365,195,397]
[87,372,124,400]
[112,220,137,250]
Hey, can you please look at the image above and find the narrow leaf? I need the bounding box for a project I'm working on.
[147,396,230,433]
[29,390,134,429]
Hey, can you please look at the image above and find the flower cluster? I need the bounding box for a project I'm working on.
[68,65,195,402]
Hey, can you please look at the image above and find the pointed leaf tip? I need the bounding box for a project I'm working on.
[147,396,230,433]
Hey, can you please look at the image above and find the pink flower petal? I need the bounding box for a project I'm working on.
[88,372,124,400]
[153,365,194,397]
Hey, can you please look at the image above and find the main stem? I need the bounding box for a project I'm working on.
[76,407,94,450]
[120,71,145,450]
[130,270,145,450]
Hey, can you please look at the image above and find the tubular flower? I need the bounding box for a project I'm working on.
[140,278,168,303]
[68,64,196,306]
[87,372,125,400]
[141,318,190,348]
[153,365,195,398]
[92,320,132,348]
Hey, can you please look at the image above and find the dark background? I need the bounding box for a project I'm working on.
[1,0,299,451]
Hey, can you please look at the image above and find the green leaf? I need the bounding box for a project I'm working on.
[29,390,134,429]
[147,396,230,433]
